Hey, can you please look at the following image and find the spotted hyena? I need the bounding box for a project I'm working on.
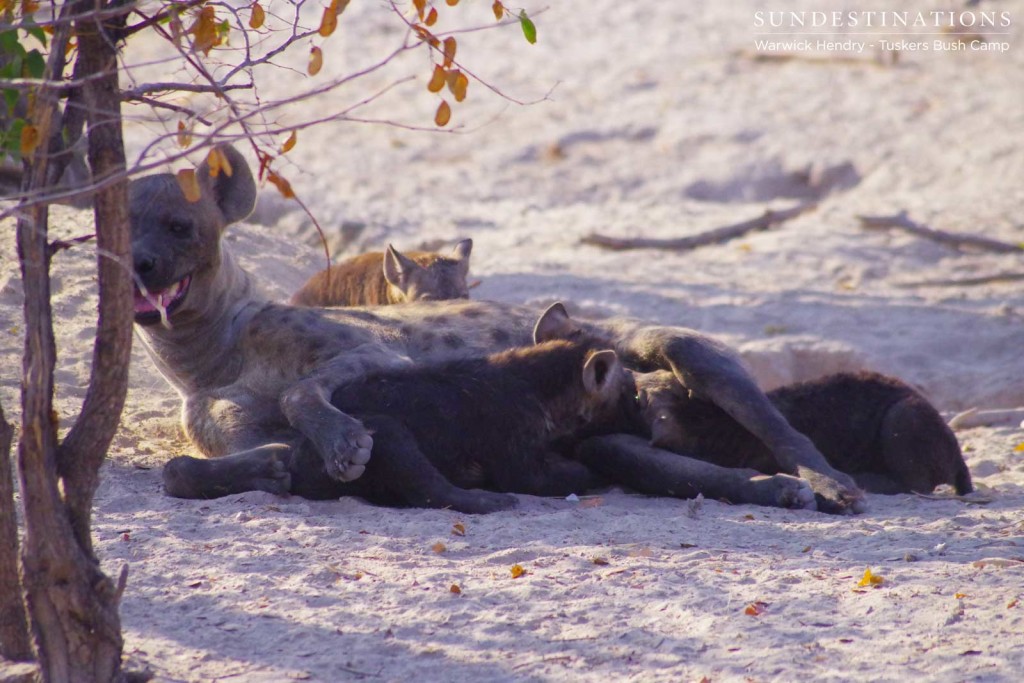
[289,240,472,307]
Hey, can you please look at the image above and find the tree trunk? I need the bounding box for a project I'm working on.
[14,1,132,680]
[0,403,32,663]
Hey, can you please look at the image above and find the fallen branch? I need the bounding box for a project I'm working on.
[896,272,1024,288]
[581,202,817,252]
[857,211,1024,254]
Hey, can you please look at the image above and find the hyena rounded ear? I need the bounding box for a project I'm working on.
[383,244,422,288]
[532,301,581,344]
[197,144,257,225]
[582,350,621,395]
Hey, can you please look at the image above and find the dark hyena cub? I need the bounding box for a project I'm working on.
[290,239,472,306]
[633,370,973,495]
[166,308,631,512]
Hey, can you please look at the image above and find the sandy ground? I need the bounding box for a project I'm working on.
[3,0,1024,680]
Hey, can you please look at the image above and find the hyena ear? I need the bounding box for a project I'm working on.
[383,245,422,290]
[450,238,473,261]
[533,302,581,344]
[582,349,621,395]
[197,144,257,225]
[450,238,473,275]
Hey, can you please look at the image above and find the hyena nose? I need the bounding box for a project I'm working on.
[134,254,157,275]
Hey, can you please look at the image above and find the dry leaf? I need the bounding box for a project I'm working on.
[190,6,222,55]
[447,70,468,102]
[446,0,458,6]
[267,170,295,199]
[579,497,603,509]
[431,542,446,554]
[857,568,884,587]
[413,0,426,20]
[442,37,457,67]
[176,168,202,203]
[308,46,323,75]
[434,100,451,127]
[592,556,609,566]
[451,522,466,536]
[744,601,767,616]
[249,2,265,29]
[492,1,503,20]
[510,564,526,579]
[19,124,40,157]
[1008,598,1019,609]
[427,65,446,93]
[319,6,338,37]
[176,120,192,148]
[449,584,461,594]
[206,148,233,177]
[425,7,437,26]
[280,131,297,154]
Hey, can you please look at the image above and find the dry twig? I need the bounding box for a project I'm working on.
[857,211,1023,254]
[581,202,817,252]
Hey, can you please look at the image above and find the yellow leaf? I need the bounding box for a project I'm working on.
[431,542,446,553]
[176,120,192,148]
[442,37,457,67]
[426,65,446,93]
[206,148,233,177]
[434,100,451,127]
[510,564,526,579]
[425,7,437,26]
[319,6,338,37]
[448,70,468,102]
[249,2,265,29]
[176,168,202,203]
[857,568,884,587]
[267,170,295,199]
[451,522,466,536]
[280,131,297,154]
[744,601,767,616]
[413,0,425,20]
[492,1,503,20]
[954,592,968,599]
[19,124,40,157]
[1014,442,1024,452]
[449,584,461,594]
[308,46,324,75]
[190,6,222,55]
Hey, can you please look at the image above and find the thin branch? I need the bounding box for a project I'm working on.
[121,81,254,98]
[119,0,207,39]
[581,202,819,252]
[124,95,213,126]
[857,211,1024,254]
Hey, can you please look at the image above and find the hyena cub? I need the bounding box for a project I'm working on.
[168,307,631,512]
[289,239,472,306]
[633,370,972,495]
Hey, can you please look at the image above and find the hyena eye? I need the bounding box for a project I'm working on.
[168,220,193,237]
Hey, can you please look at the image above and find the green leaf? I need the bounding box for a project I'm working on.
[0,31,21,55]
[23,20,47,47]
[3,89,19,115]
[25,50,45,79]
[519,10,536,44]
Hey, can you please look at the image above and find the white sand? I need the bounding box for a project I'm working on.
[3,0,1024,680]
